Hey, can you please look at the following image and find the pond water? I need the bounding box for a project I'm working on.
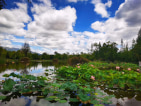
[0,62,141,106]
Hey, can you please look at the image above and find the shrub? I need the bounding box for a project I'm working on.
[68,56,89,66]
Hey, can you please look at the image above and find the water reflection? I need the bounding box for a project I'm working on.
[0,61,63,81]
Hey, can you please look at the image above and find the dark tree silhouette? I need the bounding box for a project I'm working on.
[21,43,30,57]
[0,0,32,10]
[0,0,6,10]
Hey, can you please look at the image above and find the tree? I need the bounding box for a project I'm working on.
[21,43,30,57]
[92,41,118,61]
[120,38,124,51]
[0,0,6,10]
[132,28,141,61]
[132,39,136,49]
[42,52,49,60]
[0,0,32,10]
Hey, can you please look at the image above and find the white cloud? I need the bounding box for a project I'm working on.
[91,0,141,47]
[91,0,112,18]
[25,0,78,54]
[0,40,13,48]
[105,0,112,8]
[0,3,31,36]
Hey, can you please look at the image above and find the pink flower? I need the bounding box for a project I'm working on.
[128,68,131,71]
[90,76,95,80]
[90,64,95,68]
[122,72,124,74]
[137,69,140,72]
[77,66,80,68]
[116,66,120,70]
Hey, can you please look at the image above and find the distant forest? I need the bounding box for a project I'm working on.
[0,28,141,65]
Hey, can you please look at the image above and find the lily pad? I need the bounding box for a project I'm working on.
[69,98,79,102]
[0,96,6,100]
[58,100,67,103]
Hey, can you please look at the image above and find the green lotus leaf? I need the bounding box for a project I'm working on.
[0,96,6,100]
[69,98,79,102]
[45,97,54,101]
[48,96,57,98]
[58,100,67,103]
[2,79,16,92]
[3,74,10,77]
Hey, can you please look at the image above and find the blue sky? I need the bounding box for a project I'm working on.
[0,0,141,54]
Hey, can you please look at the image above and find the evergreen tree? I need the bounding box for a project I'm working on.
[132,39,136,49]
[0,0,6,10]
[120,38,124,51]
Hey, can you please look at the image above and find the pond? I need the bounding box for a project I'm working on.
[0,62,141,106]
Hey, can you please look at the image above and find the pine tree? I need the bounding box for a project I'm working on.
[21,43,30,57]
[120,38,124,51]
[132,39,136,49]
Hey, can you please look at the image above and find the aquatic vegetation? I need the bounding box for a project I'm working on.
[0,61,141,105]
[0,96,6,100]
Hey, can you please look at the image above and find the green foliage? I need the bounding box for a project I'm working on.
[69,98,79,102]
[77,93,91,102]
[90,100,99,104]
[0,96,6,100]
[2,79,16,92]
[58,100,67,103]
[60,81,78,91]
[94,104,104,106]
[3,74,10,77]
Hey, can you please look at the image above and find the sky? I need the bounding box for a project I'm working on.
[0,0,141,54]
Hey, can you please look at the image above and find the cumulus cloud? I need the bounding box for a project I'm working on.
[91,0,141,47]
[25,0,78,53]
[0,3,31,36]
[91,0,112,18]
[116,0,141,27]
[105,0,112,8]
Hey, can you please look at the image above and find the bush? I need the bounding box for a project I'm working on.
[20,57,30,63]
[68,56,89,66]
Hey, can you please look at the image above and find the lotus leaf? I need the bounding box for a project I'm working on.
[0,96,6,100]
[2,79,16,92]
[58,100,67,103]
